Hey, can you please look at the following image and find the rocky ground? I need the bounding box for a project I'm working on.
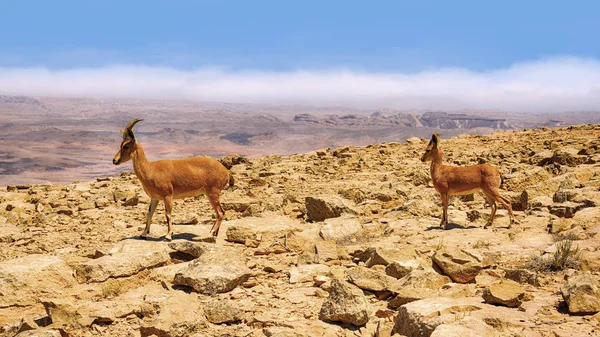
[1,124,600,337]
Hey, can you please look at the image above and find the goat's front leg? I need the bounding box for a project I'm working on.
[164,195,173,241]
[207,188,224,237]
[440,192,449,230]
[141,199,158,239]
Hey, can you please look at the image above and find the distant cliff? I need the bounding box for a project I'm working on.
[293,111,511,130]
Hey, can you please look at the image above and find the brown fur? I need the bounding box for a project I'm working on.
[113,119,232,240]
[420,134,515,229]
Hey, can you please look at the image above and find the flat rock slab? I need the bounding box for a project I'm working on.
[393,296,534,337]
[305,196,358,222]
[396,268,451,290]
[346,266,397,292]
[0,254,77,307]
[392,297,483,337]
[388,287,439,309]
[319,216,362,243]
[140,291,207,337]
[289,264,332,284]
[73,240,171,283]
[430,318,497,337]
[224,215,305,244]
[42,296,145,328]
[354,246,418,268]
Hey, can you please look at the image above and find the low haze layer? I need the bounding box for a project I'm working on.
[2,57,600,111]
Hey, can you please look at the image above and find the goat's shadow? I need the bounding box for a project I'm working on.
[120,232,200,242]
[424,222,479,231]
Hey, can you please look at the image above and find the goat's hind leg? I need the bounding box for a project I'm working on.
[164,196,174,241]
[483,193,497,229]
[497,194,515,229]
[141,198,159,239]
[207,188,225,237]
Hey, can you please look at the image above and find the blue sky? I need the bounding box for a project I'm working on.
[1,1,600,111]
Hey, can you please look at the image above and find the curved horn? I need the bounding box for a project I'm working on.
[123,118,144,140]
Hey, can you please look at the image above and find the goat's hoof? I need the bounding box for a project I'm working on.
[140,234,148,240]
[165,235,172,241]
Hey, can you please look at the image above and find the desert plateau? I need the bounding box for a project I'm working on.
[1,114,600,336]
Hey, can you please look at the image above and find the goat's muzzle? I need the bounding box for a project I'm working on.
[113,158,121,165]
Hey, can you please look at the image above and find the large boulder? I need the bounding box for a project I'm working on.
[0,255,77,307]
[482,279,524,308]
[561,272,600,314]
[319,279,369,326]
[173,245,251,294]
[73,240,171,283]
[305,196,357,222]
[432,248,483,283]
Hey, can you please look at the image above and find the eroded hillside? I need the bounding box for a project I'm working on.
[1,125,600,337]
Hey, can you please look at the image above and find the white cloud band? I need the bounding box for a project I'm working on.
[1,56,599,112]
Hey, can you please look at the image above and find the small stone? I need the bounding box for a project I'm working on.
[204,301,244,324]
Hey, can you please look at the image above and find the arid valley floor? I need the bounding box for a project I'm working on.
[1,123,600,336]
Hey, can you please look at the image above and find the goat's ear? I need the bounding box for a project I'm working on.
[431,134,441,148]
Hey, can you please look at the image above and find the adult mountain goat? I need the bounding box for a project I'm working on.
[421,134,515,229]
[113,119,233,240]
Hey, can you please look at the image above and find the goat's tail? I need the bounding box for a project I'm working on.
[227,173,235,189]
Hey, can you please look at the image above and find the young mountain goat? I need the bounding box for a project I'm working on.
[420,134,515,229]
[113,118,233,240]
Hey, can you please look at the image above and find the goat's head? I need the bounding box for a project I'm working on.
[420,134,441,162]
[113,118,143,165]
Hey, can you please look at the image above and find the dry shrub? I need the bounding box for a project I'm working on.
[526,239,581,272]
